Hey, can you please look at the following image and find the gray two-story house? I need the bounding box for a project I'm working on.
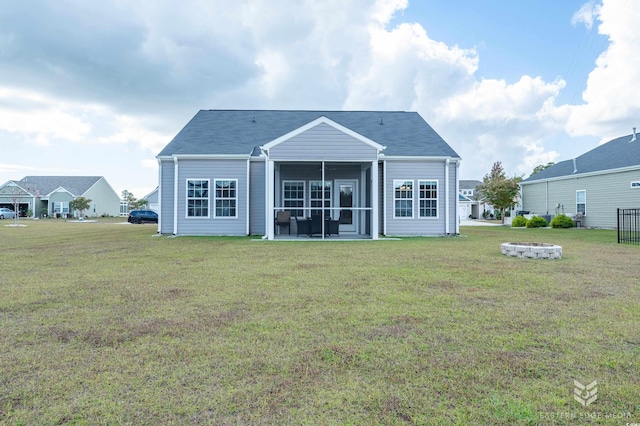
[156,110,461,239]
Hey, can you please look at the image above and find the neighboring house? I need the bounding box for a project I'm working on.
[458,179,490,220]
[144,187,159,212]
[0,176,121,218]
[520,130,640,228]
[156,110,461,239]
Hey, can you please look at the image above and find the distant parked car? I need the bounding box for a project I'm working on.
[0,208,16,219]
[128,210,158,224]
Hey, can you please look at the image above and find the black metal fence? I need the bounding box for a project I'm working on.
[617,208,640,244]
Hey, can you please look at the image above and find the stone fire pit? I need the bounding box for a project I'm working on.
[501,242,562,259]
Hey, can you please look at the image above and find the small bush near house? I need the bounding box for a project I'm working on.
[526,216,548,228]
[511,216,528,227]
[550,214,574,228]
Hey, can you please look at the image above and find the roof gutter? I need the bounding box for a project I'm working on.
[521,163,640,185]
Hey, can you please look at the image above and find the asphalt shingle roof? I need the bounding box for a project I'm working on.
[16,176,102,196]
[459,180,482,189]
[522,133,640,183]
[157,110,459,158]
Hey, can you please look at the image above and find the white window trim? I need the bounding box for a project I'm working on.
[576,189,586,216]
[393,179,414,219]
[214,178,238,219]
[282,180,306,218]
[309,180,332,217]
[186,178,211,219]
[418,179,439,219]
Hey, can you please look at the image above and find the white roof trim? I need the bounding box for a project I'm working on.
[520,164,640,185]
[260,116,385,152]
[168,154,251,160]
[381,155,461,161]
[0,180,34,196]
[46,186,75,197]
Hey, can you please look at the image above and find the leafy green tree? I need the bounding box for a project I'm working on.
[530,162,555,177]
[121,190,147,210]
[130,198,148,210]
[69,197,91,218]
[476,162,520,224]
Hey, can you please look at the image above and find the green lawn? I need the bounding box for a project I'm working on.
[1,219,639,425]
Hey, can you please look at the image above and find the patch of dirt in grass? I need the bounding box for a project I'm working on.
[295,262,327,270]
[391,314,423,324]
[366,324,414,340]
[494,351,545,379]
[206,306,248,327]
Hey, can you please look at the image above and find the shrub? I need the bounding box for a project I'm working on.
[526,216,548,228]
[550,214,574,228]
[511,215,528,227]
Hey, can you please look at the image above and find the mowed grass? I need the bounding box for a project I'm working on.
[1,219,639,425]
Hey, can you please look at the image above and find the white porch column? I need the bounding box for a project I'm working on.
[371,160,379,239]
[266,159,275,240]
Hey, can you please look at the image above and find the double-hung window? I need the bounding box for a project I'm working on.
[53,202,69,215]
[283,181,305,217]
[394,180,413,218]
[419,180,438,217]
[187,179,209,218]
[215,179,237,218]
[576,190,586,215]
[310,181,331,217]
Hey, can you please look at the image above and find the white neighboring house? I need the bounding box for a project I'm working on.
[459,180,491,220]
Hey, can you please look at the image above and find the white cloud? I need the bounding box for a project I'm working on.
[0,86,92,146]
[571,1,599,29]
[97,115,171,153]
[1,0,633,186]
[565,0,640,139]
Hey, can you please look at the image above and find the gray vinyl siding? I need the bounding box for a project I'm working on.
[521,168,640,228]
[159,160,175,234]
[83,178,120,217]
[269,123,378,161]
[175,159,248,236]
[521,183,548,215]
[249,160,266,235]
[384,160,448,236]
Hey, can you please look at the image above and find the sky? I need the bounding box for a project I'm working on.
[1,0,637,199]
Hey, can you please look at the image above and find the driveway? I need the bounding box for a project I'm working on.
[459,220,504,227]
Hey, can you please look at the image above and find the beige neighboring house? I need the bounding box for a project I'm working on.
[520,130,640,228]
[0,176,120,218]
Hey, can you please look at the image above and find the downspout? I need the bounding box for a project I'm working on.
[260,147,269,240]
[246,158,250,236]
[445,158,450,235]
[157,158,162,233]
[545,181,548,214]
[321,160,325,239]
[455,160,460,235]
[173,156,179,235]
[382,160,387,236]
